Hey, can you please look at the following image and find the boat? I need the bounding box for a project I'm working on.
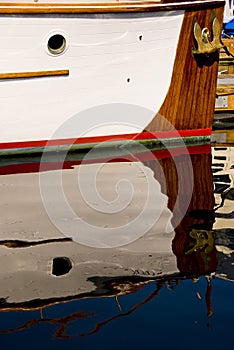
[222,0,234,36]
[212,146,234,282]
[0,0,225,156]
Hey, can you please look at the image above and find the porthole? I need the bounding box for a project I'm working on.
[47,34,66,55]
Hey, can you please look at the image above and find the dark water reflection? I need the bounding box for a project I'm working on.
[0,144,233,349]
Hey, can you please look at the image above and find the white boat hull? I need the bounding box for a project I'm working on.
[0,11,183,143]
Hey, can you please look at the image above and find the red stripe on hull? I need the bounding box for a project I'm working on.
[0,129,212,150]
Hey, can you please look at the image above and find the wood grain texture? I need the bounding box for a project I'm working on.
[0,70,69,80]
[0,1,225,14]
[146,6,224,132]
[170,152,217,275]
[144,151,217,275]
[143,150,215,227]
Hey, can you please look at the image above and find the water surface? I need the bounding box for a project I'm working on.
[0,144,233,349]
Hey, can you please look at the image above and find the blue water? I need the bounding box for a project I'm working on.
[0,278,233,349]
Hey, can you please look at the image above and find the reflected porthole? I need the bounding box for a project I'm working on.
[47,34,66,55]
[52,257,72,276]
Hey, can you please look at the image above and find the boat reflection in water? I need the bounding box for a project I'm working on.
[0,143,231,338]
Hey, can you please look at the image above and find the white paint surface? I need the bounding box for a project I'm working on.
[0,11,184,142]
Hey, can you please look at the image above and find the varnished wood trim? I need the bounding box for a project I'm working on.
[0,69,69,80]
[146,6,224,132]
[216,85,234,96]
[0,1,225,14]
[216,89,234,96]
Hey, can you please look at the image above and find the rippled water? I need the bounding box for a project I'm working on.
[0,144,233,349]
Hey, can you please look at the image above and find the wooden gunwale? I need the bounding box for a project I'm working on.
[0,70,69,80]
[0,0,225,14]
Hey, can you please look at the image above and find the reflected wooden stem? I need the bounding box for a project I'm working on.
[206,276,213,317]
[0,281,164,339]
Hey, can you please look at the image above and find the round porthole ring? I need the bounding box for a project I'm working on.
[46,32,68,56]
